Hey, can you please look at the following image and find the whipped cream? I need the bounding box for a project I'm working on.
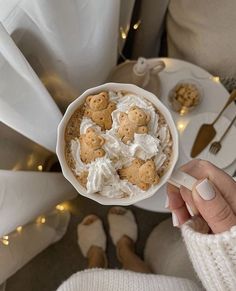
[80,117,101,134]
[70,91,172,198]
[109,90,123,102]
[86,156,145,198]
[70,138,88,174]
[154,152,167,169]
[157,125,171,147]
[100,180,145,198]
[86,157,117,194]
[129,133,160,160]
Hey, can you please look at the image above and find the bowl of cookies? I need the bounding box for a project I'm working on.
[168,79,202,115]
[56,83,178,205]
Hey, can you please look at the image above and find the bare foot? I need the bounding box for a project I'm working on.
[117,235,135,261]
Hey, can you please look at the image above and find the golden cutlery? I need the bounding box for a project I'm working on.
[191,89,236,158]
[209,114,236,154]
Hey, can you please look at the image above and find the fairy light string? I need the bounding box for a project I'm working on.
[119,19,141,60]
[0,203,66,246]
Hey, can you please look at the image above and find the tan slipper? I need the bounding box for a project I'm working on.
[77,214,107,266]
[108,206,137,253]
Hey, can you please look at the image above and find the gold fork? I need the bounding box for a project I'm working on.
[209,114,236,155]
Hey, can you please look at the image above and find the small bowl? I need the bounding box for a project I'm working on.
[56,83,179,206]
[168,79,203,115]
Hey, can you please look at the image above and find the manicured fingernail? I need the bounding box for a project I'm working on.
[186,203,194,216]
[172,212,179,227]
[165,195,169,208]
[196,178,215,200]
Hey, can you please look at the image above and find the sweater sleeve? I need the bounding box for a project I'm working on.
[181,217,236,291]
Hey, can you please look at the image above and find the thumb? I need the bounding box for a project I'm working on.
[192,178,236,234]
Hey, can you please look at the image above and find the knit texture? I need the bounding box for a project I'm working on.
[167,0,236,79]
[181,217,236,291]
[57,269,201,291]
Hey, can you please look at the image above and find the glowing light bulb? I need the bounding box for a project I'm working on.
[179,107,188,116]
[16,226,23,232]
[133,20,141,30]
[37,165,43,171]
[56,204,65,211]
[120,25,130,40]
[41,217,46,224]
[177,122,184,129]
[37,216,46,224]
[3,235,8,240]
[120,29,127,40]
[211,76,220,82]
[2,239,9,246]
[177,121,186,133]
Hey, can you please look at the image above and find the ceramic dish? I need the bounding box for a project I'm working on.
[56,83,178,205]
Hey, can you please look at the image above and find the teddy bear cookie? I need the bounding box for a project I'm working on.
[118,158,159,190]
[84,92,116,130]
[117,106,150,143]
[79,127,105,163]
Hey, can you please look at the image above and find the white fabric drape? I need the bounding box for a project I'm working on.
[0,21,76,238]
[0,170,75,237]
[0,210,71,285]
[0,0,129,111]
[0,0,134,284]
[0,23,62,152]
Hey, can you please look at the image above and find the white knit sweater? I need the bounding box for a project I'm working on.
[57,269,201,291]
[57,217,236,291]
[167,0,236,80]
[182,217,236,291]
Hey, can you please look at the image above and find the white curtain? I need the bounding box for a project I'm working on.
[0,23,62,152]
[0,0,134,110]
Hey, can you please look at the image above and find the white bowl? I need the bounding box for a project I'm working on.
[56,83,179,206]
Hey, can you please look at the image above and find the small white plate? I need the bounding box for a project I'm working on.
[182,112,236,169]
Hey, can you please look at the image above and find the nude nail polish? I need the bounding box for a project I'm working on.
[172,212,179,227]
[165,195,169,208]
[186,203,194,216]
[196,178,216,201]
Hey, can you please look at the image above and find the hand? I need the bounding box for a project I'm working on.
[167,159,236,233]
